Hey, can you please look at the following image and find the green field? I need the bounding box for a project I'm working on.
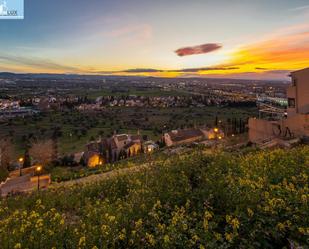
[0,106,257,157]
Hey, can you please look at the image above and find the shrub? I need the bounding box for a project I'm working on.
[0,146,308,248]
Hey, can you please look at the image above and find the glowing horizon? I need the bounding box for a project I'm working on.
[0,0,309,80]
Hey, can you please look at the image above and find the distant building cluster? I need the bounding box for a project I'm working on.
[0,99,39,120]
[82,133,158,167]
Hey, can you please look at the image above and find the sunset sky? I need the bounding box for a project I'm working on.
[0,0,308,79]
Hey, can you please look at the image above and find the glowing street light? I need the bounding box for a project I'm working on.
[18,157,24,176]
[36,165,42,191]
[214,127,219,133]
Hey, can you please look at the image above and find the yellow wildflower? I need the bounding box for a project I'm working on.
[135,219,143,229]
[276,223,285,231]
[214,232,222,241]
[298,227,305,234]
[226,215,232,223]
[182,223,188,230]
[247,208,254,217]
[163,235,170,243]
[14,243,21,249]
[153,200,161,209]
[157,223,165,231]
[60,218,65,225]
[231,218,240,230]
[301,194,307,203]
[192,235,199,241]
[118,233,126,241]
[146,233,155,246]
[108,216,116,222]
[203,220,209,230]
[225,232,233,242]
[78,236,86,247]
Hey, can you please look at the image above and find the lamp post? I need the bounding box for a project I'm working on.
[36,165,42,191]
[18,157,24,176]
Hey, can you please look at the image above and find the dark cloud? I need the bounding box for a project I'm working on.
[255,67,268,70]
[255,68,291,76]
[173,66,239,72]
[120,66,239,74]
[175,43,222,56]
[265,70,291,75]
[123,68,164,73]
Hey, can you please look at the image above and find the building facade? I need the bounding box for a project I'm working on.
[83,133,143,167]
[249,68,309,143]
[164,128,224,147]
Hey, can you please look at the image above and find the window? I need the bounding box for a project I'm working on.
[292,77,297,86]
[288,98,295,108]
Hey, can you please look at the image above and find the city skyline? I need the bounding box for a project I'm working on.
[0,0,309,79]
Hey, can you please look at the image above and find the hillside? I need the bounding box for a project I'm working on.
[0,146,308,249]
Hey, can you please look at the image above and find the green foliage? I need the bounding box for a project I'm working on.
[0,166,8,182]
[51,151,167,182]
[0,146,308,248]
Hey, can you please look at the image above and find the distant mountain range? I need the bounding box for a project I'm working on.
[0,72,288,83]
[0,72,143,80]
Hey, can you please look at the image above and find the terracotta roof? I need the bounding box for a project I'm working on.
[116,134,128,141]
[131,135,142,141]
[168,129,204,142]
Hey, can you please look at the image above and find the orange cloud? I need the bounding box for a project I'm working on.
[226,29,309,72]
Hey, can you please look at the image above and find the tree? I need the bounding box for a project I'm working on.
[23,149,31,168]
[0,139,14,181]
[215,116,218,126]
[29,140,53,165]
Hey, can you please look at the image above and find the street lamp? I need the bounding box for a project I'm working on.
[214,127,219,133]
[18,157,24,176]
[36,165,42,191]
